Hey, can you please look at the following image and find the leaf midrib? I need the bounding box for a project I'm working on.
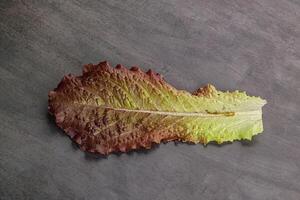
[71,102,262,117]
[103,107,262,117]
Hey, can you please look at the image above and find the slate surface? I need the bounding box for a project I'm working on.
[0,1,300,200]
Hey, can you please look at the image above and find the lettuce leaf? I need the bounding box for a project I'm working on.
[48,61,266,154]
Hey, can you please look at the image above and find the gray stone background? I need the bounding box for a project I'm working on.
[0,0,300,199]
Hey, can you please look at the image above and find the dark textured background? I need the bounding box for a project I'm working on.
[1,0,300,199]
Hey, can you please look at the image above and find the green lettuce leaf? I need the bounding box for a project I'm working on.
[48,61,266,154]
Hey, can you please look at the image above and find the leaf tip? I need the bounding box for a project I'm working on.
[146,69,164,82]
[193,84,217,97]
[115,64,126,70]
[130,66,142,72]
[83,63,94,74]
